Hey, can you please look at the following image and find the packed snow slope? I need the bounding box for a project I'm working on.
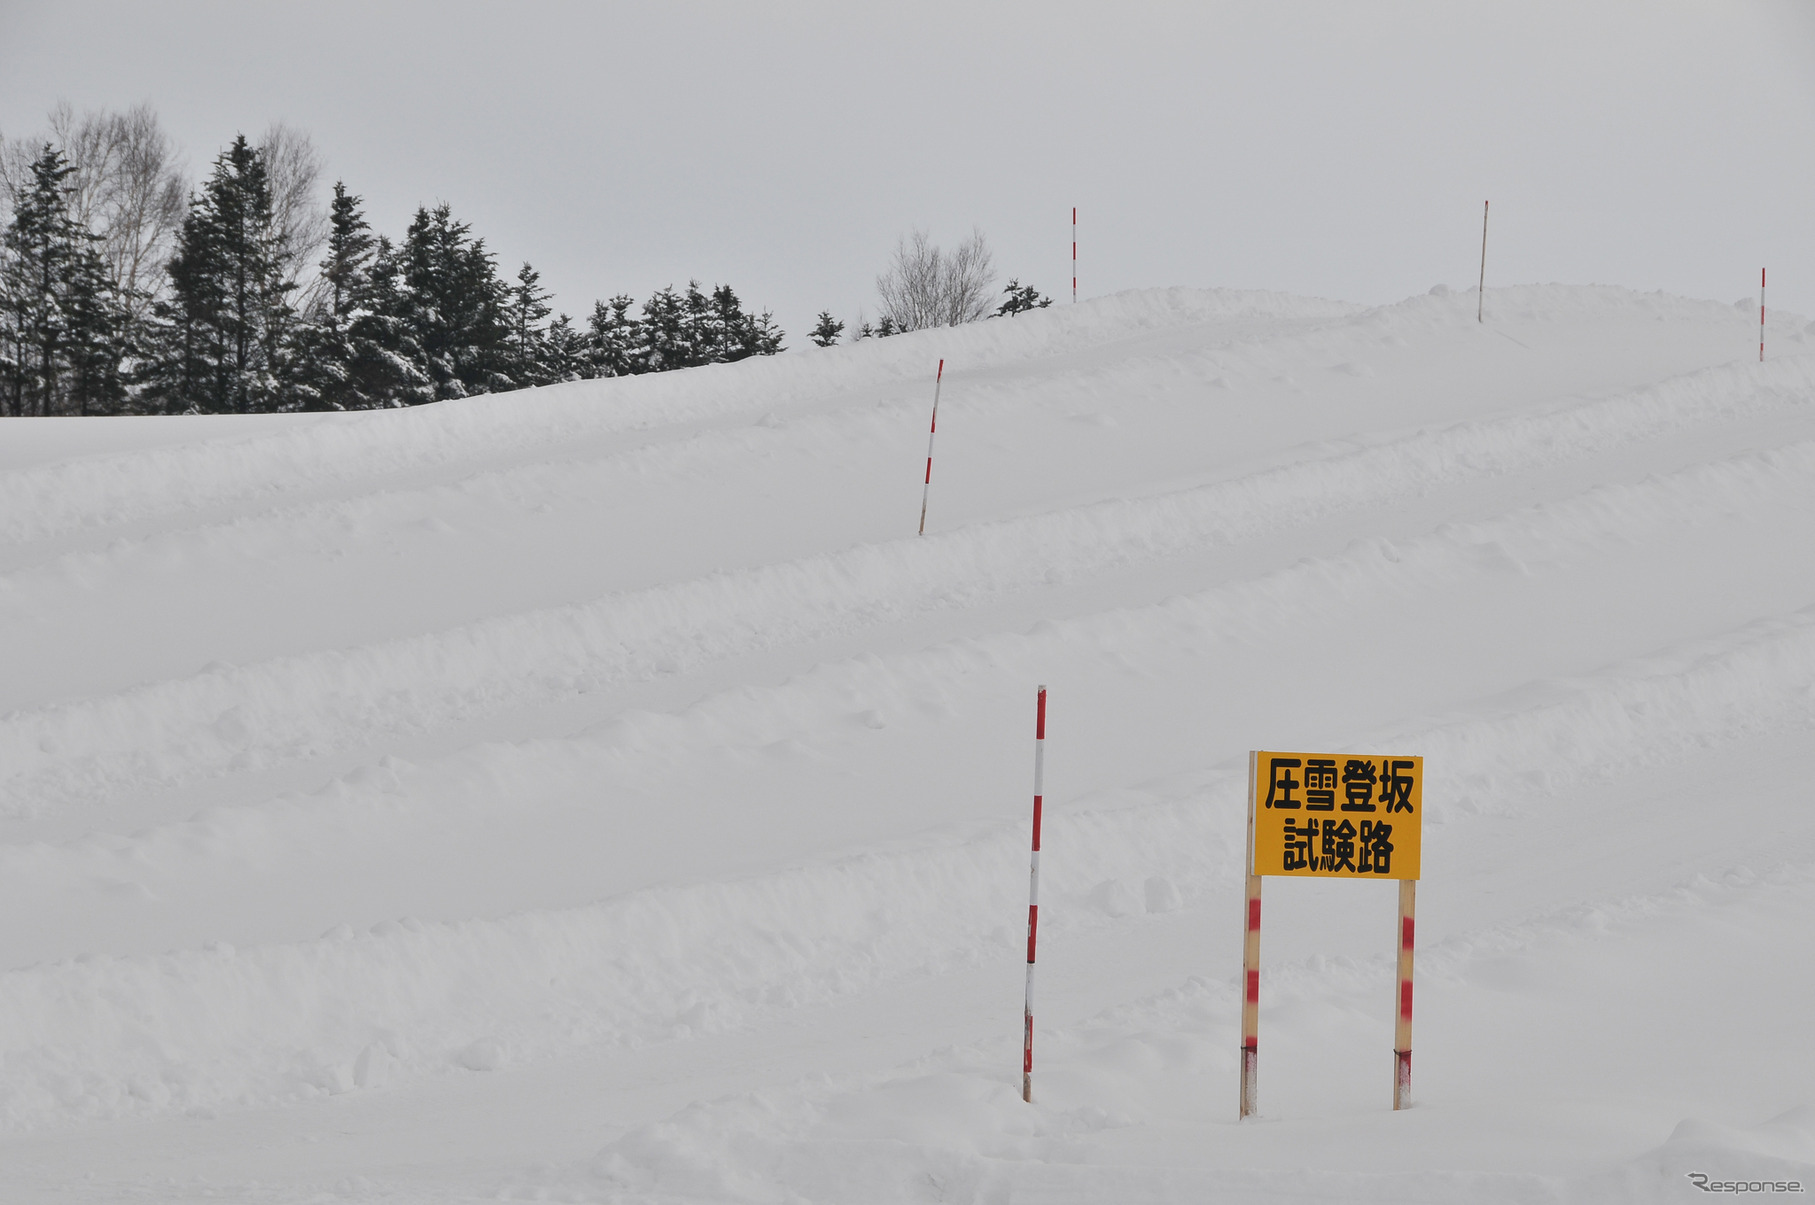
[1,284,1812,1204]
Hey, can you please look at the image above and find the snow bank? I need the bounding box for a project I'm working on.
[1,284,1810,1202]
[4,352,1807,818]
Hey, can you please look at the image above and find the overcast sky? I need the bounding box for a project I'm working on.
[4,1,1813,343]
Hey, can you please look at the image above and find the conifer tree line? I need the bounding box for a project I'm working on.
[0,105,784,416]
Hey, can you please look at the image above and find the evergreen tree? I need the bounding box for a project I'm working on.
[0,145,126,416]
[60,234,126,414]
[290,181,368,411]
[746,307,785,357]
[809,310,844,347]
[141,135,296,413]
[0,145,78,417]
[681,280,714,367]
[701,283,782,363]
[703,283,743,363]
[396,204,510,399]
[638,284,689,373]
[292,183,428,410]
[318,182,373,320]
[585,295,640,377]
[994,279,1052,317]
[360,234,433,406]
[506,262,553,384]
[542,312,586,382]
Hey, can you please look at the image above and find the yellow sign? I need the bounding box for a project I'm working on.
[1248,750,1422,880]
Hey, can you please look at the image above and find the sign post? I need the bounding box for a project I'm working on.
[1240,752,1262,1117]
[1395,878,1415,1110]
[1241,749,1424,1117]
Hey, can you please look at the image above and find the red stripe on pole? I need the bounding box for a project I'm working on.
[1402,916,1414,949]
[1023,684,1046,1102]
[1399,979,1413,1019]
[1246,969,1260,1003]
[918,361,944,536]
[1248,897,1261,931]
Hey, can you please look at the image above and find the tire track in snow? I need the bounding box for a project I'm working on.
[0,355,1809,817]
[566,866,1815,1205]
[0,595,1811,1132]
[0,285,1737,564]
[0,290,1359,551]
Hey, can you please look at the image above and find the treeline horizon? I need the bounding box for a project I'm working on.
[1,103,1052,418]
[0,106,788,417]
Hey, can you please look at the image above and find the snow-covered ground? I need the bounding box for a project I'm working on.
[1,284,1811,1203]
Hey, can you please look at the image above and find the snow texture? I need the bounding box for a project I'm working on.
[0,284,1810,1202]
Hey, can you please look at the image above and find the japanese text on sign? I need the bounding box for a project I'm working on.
[1249,751,1422,879]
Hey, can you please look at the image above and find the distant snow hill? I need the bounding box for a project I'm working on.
[1,285,1811,1203]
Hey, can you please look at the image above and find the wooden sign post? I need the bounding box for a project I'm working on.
[1240,749,1425,1118]
[1395,878,1415,1110]
[1240,762,1261,1118]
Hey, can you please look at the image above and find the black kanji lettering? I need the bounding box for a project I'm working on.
[1359,819,1393,874]
[1304,758,1337,810]
[1322,817,1357,872]
[1264,757,1303,810]
[1341,758,1377,812]
[1282,816,1314,871]
[1381,760,1415,814]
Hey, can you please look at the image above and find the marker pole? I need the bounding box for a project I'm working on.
[1023,685,1047,1102]
[918,359,944,536]
[1478,200,1489,324]
[1072,208,1077,304]
[1240,750,1262,1119]
[1760,268,1766,362]
[1393,878,1416,1110]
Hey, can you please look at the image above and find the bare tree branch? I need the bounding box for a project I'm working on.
[0,130,46,220]
[257,121,329,311]
[876,226,997,332]
[28,102,190,326]
[940,227,996,327]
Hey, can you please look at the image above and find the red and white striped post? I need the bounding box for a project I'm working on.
[1023,684,1047,1102]
[1240,750,1261,1118]
[918,359,944,536]
[1760,268,1766,362]
[1394,879,1416,1109]
[1071,208,1077,304]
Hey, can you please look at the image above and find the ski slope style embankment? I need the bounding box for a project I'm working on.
[0,284,1811,1203]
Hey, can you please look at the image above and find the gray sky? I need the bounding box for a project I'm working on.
[4,1,1813,343]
